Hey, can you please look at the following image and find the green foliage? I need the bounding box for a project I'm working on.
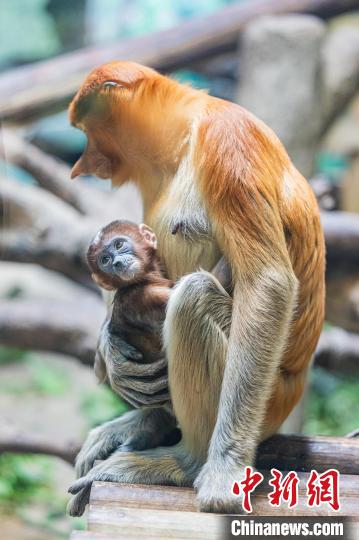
[0,454,86,536]
[171,69,210,89]
[26,357,69,396]
[315,152,348,184]
[4,285,24,299]
[0,346,28,366]
[0,354,69,396]
[0,454,52,511]
[0,0,60,67]
[304,367,359,436]
[80,386,129,429]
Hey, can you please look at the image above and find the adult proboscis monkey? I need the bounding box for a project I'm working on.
[67,61,325,516]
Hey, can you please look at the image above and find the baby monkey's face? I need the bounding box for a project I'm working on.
[97,234,140,282]
[87,221,158,290]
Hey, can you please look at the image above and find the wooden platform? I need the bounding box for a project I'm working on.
[70,435,359,539]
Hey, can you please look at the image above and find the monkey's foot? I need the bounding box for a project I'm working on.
[74,407,176,477]
[194,460,249,514]
[68,445,190,516]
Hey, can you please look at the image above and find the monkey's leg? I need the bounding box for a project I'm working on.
[68,271,232,516]
[164,270,232,461]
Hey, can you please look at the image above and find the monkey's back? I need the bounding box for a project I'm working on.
[264,164,325,435]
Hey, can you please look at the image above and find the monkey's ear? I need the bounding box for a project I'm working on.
[92,273,115,291]
[139,224,157,249]
[71,140,112,179]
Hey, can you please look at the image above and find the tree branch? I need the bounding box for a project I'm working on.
[0,175,99,287]
[322,211,359,268]
[1,129,143,224]
[0,298,104,366]
[0,128,90,214]
[0,0,358,122]
[0,431,80,465]
[315,326,359,374]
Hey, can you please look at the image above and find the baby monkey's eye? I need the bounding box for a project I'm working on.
[114,240,124,250]
[101,255,111,266]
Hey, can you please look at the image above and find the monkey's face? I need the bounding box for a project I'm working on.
[96,234,141,284]
[69,61,192,184]
[88,221,158,290]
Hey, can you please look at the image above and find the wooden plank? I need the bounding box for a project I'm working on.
[1,0,358,122]
[90,473,359,518]
[322,211,359,267]
[70,533,114,540]
[70,530,185,540]
[91,483,198,512]
[256,434,359,474]
[88,505,221,539]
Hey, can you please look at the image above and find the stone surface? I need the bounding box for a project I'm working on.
[321,21,359,126]
[236,15,326,177]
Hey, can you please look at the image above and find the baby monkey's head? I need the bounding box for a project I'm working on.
[87,220,158,290]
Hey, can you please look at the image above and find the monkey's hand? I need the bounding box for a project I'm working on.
[98,321,143,365]
[74,407,176,478]
[103,330,170,408]
[194,460,248,513]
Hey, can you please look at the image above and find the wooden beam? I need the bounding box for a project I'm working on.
[257,434,359,475]
[86,435,359,536]
[315,327,359,373]
[1,0,358,122]
[322,211,359,266]
[89,473,359,521]
[70,534,129,540]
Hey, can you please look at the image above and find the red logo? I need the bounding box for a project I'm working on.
[232,467,264,513]
[268,468,299,508]
[307,469,340,511]
[231,468,340,513]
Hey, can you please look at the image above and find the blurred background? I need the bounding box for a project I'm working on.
[0,0,359,538]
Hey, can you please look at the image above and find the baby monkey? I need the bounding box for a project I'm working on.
[87,220,173,410]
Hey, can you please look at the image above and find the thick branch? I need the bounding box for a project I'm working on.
[0,128,90,214]
[0,0,358,122]
[315,326,359,374]
[0,130,143,222]
[326,274,359,333]
[0,173,81,226]
[0,298,104,366]
[0,431,80,465]
[257,433,359,474]
[0,176,99,287]
[322,211,359,268]
[90,475,359,522]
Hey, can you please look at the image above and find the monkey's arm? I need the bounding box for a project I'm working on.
[194,111,298,512]
[99,322,169,401]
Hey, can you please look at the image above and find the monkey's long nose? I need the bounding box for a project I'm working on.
[113,259,123,271]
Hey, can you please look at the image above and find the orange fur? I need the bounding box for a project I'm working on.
[194,101,325,434]
[70,61,325,440]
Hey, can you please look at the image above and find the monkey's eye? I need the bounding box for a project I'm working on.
[101,255,111,266]
[102,81,125,89]
[114,240,124,250]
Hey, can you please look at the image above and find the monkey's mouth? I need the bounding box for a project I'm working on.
[115,261,140,281]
